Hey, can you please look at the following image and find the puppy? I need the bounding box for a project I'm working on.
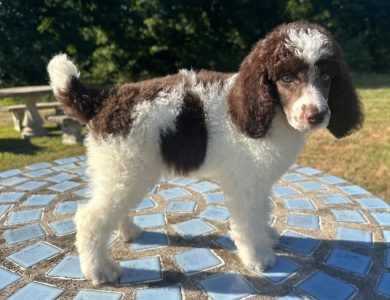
[47,22,363,285]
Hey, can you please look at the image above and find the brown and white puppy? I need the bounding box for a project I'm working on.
[48,22,363,285]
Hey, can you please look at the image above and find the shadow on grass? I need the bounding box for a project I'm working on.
[0,138,42,154]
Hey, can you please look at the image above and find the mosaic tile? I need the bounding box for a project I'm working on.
[199,271,257,300]
[269,215,275,225]
[133,213,166,228]
[284,198,316,210]
[189,181,219,193]
[200,206,230,221]
[371,213,390,226]
[276,292,303,299]
[158,188,190,200]
[131,230,169,251]
[317,194,351,205]
[135,286,182,300]
[73,168,86,176]
[23,194,57,206]
[55,157,79,164]
[24,168,53,178]
[7,242,61,268]
[0,267,22,290]
[118,257,162,284]
[74,187,90,197]
[278,231,320,255]
[78,161,87,167]
[51,163,78,172]
[159,176,166,182]
[296,167,322,176]
[296,182,327,191]
[336,227,373,247]
[0,169,23,178]
[356,198,390,210]
[48,181,80,192]
[214,232,238,253]
[0,204,12,219]
[166,201,197,213]
[287,214,320,230]
[386,249,390,268]
[297,271,356,300]
[133,198,156,211]
[331,209,367,223]
[148,185,158,194]
[50,218,76,235]
[47,255,85,279]
[4,224,46,245]
[78,155,87,161]
[46,173,76,183]
[0,192,26,203]
[325,248,372,275]
[173,248,222,275]
[338,185,370,196]
[26,162,52,170]
[173,219,215,239]
[0,176,28,186]
[7,282,64,300]
[169,177,197,186]
[318,175,347,185]
[74,290,123,300]
[81,175,90,182]
[55,200,87,214]
[376,272,390,297]
[108,235,118,247]
[283,173,306,182]
[16,181,47,191]
[383,230,390,246]
[259,255,300,283]
[7,208,43,225]
[290,163,299,169]
[272,186,300,197]
[203,192,225,204]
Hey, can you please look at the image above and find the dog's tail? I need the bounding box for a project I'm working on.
[47,54,105,123]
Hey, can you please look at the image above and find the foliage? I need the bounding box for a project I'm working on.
[0,0,389,87]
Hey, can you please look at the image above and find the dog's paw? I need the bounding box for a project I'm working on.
[81,257,123,285]
[240,245,276,272]
[116,221,142,242]
[265,226,280,249]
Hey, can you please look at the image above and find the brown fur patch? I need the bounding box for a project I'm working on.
[195,70,233,86]
[160,91,208,176]
[90,74,186,137]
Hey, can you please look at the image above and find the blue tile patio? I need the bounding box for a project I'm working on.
[0,156,388,299]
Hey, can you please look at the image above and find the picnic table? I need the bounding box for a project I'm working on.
[0,86,57,138]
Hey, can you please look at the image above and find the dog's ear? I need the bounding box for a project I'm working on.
[327,59,364,138]
[227,40,278,139]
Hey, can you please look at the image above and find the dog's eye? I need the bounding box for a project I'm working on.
[322,74,330,81]
[281,74,293,83]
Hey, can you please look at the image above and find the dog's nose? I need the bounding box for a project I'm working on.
[305,109,328,125]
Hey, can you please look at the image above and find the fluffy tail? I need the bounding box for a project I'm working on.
[47,54,105,123]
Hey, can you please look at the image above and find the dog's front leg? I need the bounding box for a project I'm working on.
[222,182,277,272]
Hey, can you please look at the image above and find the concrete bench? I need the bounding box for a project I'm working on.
[46,115,83,145]
[0,102,62,132]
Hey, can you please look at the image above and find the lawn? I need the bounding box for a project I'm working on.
[0,74,389,201]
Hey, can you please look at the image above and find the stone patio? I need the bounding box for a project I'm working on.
[0,156,389,299]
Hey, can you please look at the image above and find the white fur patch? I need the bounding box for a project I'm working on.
[289,85,330,132]
[47,54,80,91]
[285,28,332,66]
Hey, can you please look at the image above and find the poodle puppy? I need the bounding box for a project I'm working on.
[47,22,363,285]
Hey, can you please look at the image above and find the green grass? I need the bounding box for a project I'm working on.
[0,123,86,170]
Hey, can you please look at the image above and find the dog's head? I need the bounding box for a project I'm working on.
[228,22,364,139]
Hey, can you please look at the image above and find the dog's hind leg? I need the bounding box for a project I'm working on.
[74,136,160,285]
[115,214,142,242]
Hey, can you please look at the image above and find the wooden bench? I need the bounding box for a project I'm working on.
[0,102,63,132]
[46,115,83,145]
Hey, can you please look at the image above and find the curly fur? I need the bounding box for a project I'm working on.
[47,22,364,286]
